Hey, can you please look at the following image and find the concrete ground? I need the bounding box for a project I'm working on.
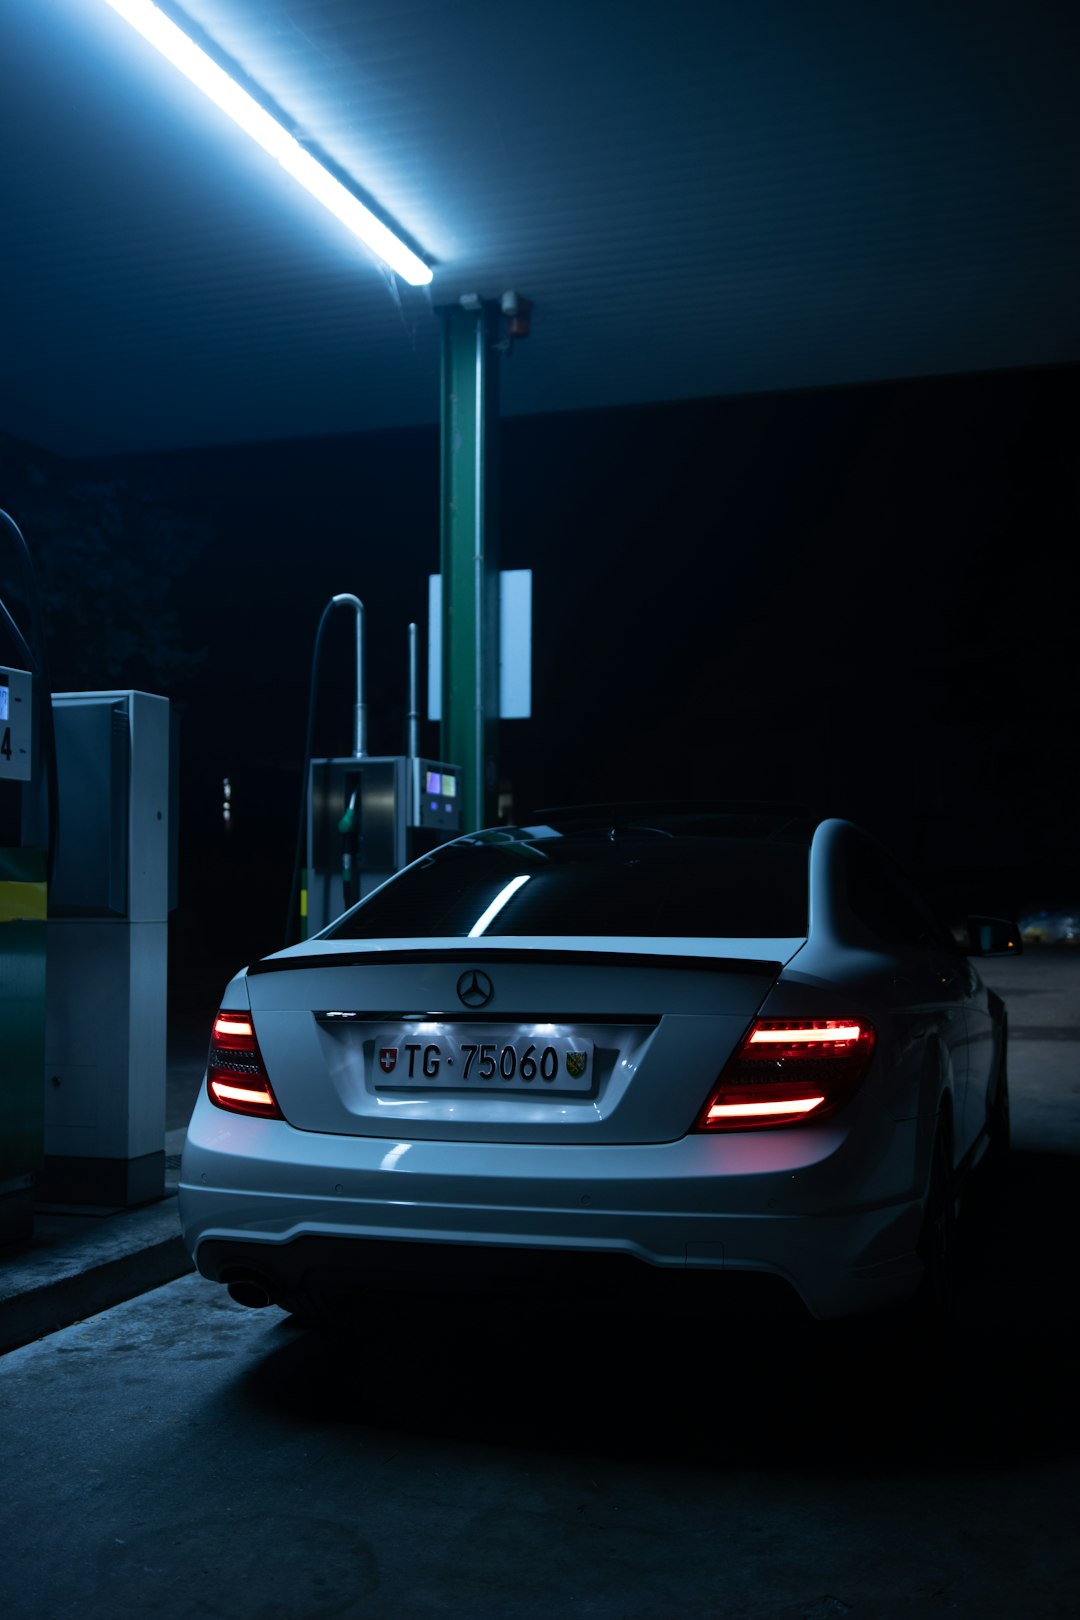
[0,1014,207,1356]
[0,948,1078,1618]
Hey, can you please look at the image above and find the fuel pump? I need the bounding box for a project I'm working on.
[0,510,52,1242]
[43,687,173,1207]
[0,657,46,1244]
[286,598,463,944]
[2,508,176,1216]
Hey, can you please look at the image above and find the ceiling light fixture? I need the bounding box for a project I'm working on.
[100,0,433,285]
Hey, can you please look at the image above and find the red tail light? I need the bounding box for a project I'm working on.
[695,1017,875,1131]
[206,1010,284,1119]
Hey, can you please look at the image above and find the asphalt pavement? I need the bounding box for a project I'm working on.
[2,945,1079,1620]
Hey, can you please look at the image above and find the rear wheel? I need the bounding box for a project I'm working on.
[912,1112,957,1333]
[984,1034,1011,1193]
[962,1031,1011,1242]
[835,1111,958,1350]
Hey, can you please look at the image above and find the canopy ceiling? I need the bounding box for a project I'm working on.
[3,0,1078,457]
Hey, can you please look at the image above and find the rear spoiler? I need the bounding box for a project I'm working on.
[248,946,784,977]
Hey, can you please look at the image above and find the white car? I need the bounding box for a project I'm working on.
[178,803,1017,1325]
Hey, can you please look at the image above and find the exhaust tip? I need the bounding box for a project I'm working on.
[227,1278,273,1309]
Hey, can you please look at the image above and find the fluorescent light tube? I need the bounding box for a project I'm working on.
[101,0,432,285]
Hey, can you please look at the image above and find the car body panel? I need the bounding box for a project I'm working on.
[180,1084,924,1320]
[179,809,1014,1322]
[243,938,799,1145]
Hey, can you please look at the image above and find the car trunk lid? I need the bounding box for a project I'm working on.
[244,936,802,1145]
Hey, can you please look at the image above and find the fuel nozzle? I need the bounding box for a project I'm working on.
[339,787,359,909]
[338,792,358,836]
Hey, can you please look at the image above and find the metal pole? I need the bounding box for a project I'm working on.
[406,622,420,759]
[438,300,500,831]
[331,592,366,758]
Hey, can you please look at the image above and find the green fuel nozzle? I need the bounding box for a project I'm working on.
[338,790,358,836]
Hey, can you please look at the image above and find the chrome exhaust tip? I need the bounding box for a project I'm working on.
[227,1277,273,1309]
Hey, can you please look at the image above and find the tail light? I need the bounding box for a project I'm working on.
[695,1017,875,1131]
[206,1010,284,1119]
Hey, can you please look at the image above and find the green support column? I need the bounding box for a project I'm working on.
[438,301,501,833]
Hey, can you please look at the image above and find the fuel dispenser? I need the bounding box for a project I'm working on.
[305,753,462,932]
[1,508,52,1243]
[3,507,176,1220]
[0,660,46,1244]
[295,602,463,939]
[42,690,174,1207]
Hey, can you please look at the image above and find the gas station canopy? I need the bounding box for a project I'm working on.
[3,0,1079,458]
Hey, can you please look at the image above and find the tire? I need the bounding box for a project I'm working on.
[963,1028,1011,1238]
[912,1111,958,1334]
[984,1032,1011,1194]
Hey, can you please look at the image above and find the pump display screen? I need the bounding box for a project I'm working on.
[425,770,458,797]
[0,684,8,722]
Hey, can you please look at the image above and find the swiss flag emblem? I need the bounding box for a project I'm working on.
[379,1048,398,1073]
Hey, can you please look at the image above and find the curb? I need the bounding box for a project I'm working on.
[0,1240,195,1357]
[0,1196,196,1357]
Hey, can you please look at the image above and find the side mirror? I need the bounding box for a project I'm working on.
[966,915,1023,957]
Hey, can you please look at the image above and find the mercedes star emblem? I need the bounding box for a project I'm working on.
[457,969,494,1009]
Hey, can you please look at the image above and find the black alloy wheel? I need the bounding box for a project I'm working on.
[985,1033,1011,1192]
[913,1112,958,1334]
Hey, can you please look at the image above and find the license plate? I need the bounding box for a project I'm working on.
[373,1030,595,1093]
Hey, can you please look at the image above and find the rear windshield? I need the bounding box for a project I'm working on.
[324,823,809,941]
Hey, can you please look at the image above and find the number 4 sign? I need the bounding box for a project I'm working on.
[0,666,32,782]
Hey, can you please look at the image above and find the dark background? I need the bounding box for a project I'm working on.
[2,359,1078,1018]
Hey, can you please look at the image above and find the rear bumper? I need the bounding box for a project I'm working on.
[179,1091,925,1320]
